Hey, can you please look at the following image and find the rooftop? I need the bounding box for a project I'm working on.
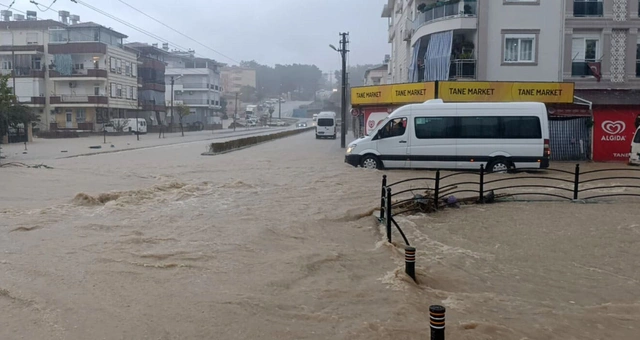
[69,21,128,38]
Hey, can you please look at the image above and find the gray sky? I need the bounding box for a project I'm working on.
[9,0,388,71]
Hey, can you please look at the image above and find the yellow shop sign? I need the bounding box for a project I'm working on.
[438,81,574,103]
[351,82,436,106]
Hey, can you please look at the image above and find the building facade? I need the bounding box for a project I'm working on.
[165,50,221,127]
[382,0,640,162]
[125,42,168,127]
[221,66,256,94]
[0,16,139,132]
[363,64,389,86]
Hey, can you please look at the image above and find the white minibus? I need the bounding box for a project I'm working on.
[630,126,640,165]
[316,111,337,139]
[345,99,550,172]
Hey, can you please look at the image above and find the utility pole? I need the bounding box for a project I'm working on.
[234,92,238,132]
[278,95,281,120]
[170,76,175,133]
[338,32,349,148]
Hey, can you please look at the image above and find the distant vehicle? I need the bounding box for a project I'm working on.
[247,118,257,127]
[630,126,640,165]
[279,98,286,103]
[345,100,550,172]
[276,120,286,126]
[104,118,147,134]
[316,111,337,139]
[312,114,318,121]
[296,122,307,128]
[245,105,258,118]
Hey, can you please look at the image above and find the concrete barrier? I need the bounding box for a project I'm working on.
[202,127,314,156]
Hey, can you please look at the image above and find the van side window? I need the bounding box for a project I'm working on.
[459,117,500,139]
[502,117,541,139]
[379,118,407,139]
[415,117,456,139]
[634,128,640,143]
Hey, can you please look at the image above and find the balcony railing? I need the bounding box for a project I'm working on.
[449,59,476,79]
[49,68,108,78]
[414,0,477,31]
[573,0,603,17]
[50,95,109,104]
[2,67,46,78]
[181,83,210,89]
[571,60,600,77]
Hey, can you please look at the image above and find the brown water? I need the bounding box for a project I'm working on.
[1,132,639,339]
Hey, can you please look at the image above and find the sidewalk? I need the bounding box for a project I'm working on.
[0,126,283,163]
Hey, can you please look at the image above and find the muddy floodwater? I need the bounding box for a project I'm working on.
[1,132,639,339]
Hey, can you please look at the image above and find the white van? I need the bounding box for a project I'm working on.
[104,118,147,134]
[345,100,550,172]
[316,111,337,139]
[630,126,640,165]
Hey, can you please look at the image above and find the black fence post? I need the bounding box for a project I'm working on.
[405,246,416,282]
[479,164,485,203]
[386,187,392,243]
[429,305,446,340]
[434,170,440,211]
[573,163,580,200]
[380,175,387,220]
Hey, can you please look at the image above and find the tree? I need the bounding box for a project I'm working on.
[111,119,129,133]
[0,75,38,142]
[219,97,228,119]
[239,85,257,103]
[239,60,323,101]
[176,104,191,137]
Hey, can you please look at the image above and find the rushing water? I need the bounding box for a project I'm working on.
[1,132,639,339]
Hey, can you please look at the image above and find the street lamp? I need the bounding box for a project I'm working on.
[330,33,349,148]
[234,92,240,132]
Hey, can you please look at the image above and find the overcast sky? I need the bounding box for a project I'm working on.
[9,0,389,72]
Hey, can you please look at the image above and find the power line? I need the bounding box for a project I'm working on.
[30,0,57,12]
[116,0,238,64]
[70,0,219,61]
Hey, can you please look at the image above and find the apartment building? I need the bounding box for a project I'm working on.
[363,64,389,86]
[0,12,139,132]
[165,49,221,127]
[125,42,169,126]
[382,0,640,162]
[221,66,256,94]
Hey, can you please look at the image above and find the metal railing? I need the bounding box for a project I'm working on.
[379,164,640,245]
[414,0,477,31]
[449,59,476,79]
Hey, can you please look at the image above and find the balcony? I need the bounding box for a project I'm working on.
[571,60,601,78]
[179,98,216,107]
[182,83,210,90]
[49,68,108,79]
[414,0,477,31]
[50,95,109,105]
[3,67,46,78]
[449,59,476,79]
[573,0,603,17]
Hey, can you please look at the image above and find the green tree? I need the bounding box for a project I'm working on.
[176,104,191,137]
[0,75,38,142]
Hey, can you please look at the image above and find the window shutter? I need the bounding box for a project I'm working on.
[571,38,585,61]
[132,63,137,77]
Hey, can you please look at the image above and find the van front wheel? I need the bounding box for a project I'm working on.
[360,155,382,170]
[487,159,511,173]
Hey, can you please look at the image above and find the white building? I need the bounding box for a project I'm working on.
[0,12,139,131]
[165,48,221,127]
[382,0,640,90]
[363,64,389,86]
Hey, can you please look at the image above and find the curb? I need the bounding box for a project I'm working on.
[202,127,314,156]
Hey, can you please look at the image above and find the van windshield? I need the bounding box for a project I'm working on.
[317,118,334,127]
[635,128,640,143]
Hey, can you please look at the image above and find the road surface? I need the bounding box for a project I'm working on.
[1,131,638,340]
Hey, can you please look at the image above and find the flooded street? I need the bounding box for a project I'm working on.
[1,131,639,339]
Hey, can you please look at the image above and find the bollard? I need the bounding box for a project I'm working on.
[429,305,446,340]
[405,246,416,282]
[380,175,387,220]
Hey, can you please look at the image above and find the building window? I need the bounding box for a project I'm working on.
[636,40,640,77]
[110,57,116,72]
[32,57,41,70]
[571,36,599,76]
[110,83,116,97]
[116,84,122,98]
[74,63,84,70]
[131,63,137,77]
[503,34,535,63]
[133,87,137,100]
[26,32,38,45]
[2,60,12,69]
[574,0,603,17]
[129,86,133,99]
[125,61,131,76]
[116,59,122,74]
[94,86,100,96]
[76,109,86,123]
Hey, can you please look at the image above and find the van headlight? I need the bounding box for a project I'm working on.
[346,144,356,154]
